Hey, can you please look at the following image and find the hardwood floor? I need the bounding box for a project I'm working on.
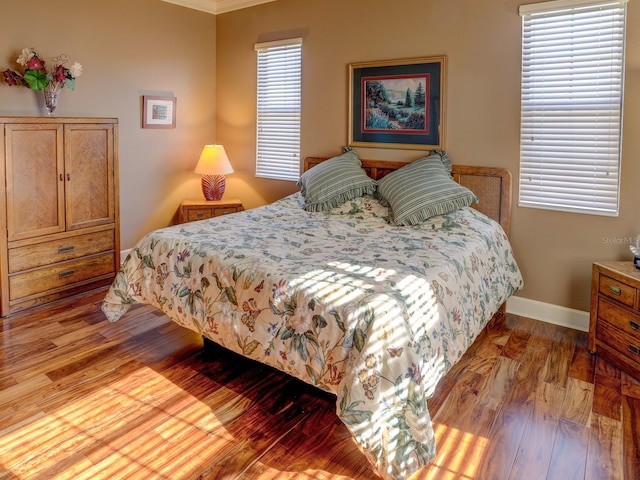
[0,288,638,479]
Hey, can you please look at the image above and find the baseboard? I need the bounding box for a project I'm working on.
[506,295,589,332]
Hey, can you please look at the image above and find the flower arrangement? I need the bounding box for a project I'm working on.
[2,47,82,91]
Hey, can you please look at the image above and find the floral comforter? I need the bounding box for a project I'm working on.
[102,193,523,480]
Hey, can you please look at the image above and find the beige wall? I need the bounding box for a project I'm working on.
[0,0,217,249]
[0,0,637,314]
[216,0,640,313]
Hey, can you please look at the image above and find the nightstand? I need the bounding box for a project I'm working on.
[589,261,640,380]
[178,198,243,224]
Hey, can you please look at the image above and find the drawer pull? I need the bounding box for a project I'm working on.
[609,285,622,296]
[58,270,76,279]
[629,344,640,356]
[58,245,75,254]
[630,320,640,332]
[195,212,205,218]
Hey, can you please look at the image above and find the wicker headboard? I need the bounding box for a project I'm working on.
[303,157,513,237]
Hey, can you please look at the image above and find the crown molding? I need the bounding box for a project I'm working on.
[161,0,277,14]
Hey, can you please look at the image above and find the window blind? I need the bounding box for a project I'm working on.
[255,38,302,181]
[519,0,627,216]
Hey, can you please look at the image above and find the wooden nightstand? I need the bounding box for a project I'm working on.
[589,261,640,379]
[178,199,243,224]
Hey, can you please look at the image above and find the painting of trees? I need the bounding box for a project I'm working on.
[363,75,428,132]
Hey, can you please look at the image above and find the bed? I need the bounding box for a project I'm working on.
[102,150,523,480]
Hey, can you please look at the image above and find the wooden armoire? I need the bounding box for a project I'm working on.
[0,117,119,316]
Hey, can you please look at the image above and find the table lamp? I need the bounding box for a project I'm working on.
[194,144,234,201]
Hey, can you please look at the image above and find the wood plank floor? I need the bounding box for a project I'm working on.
[0,288,638,479]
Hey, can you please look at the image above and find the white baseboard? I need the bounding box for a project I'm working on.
[506,295,589,332]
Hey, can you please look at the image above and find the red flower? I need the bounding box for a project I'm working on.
[26,56,46,72]
[54,65,66,82]
[3,69,20,86]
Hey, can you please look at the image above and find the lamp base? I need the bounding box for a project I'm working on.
[201,174,226,201]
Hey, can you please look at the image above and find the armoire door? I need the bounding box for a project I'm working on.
[4,124,66,241]
[64,123,116,231]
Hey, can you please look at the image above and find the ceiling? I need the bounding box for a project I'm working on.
[161,0,277,15]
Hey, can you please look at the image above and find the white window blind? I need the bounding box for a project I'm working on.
[519,0,627,216]
[255,38,302,181]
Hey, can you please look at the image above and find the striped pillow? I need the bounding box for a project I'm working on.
[297,149,377,212]
[377,154,478,226]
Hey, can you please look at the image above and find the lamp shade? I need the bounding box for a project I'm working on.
[194,144,234,176]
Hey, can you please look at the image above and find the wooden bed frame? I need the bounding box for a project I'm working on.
[304,157,513,237]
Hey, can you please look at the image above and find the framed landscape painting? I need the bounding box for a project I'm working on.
[348,56,446,150]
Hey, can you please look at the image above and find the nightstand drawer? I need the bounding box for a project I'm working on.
[599,298,640,339]
[599,274,636,308]
[179,199,243,224]
[597,321,640,365]
[212,206,240,216]
[186,208,214,222]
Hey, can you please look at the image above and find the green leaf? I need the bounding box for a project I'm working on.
[330,310,346,332]
[65,77,76,91]
[222,286,238,305]
[312,314,327,330]
[340,408,373,425]
[212,272,223,290]
[353,328,366,352]
[280,327,294,341]
[141,255,155,269]
[23,70,47,90]
[305,364,321,384]
[269,299,284,316]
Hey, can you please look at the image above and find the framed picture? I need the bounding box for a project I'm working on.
[142,95,177,129]
[348,56,446,150]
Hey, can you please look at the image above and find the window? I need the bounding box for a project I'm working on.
[255,38,302,181]
[519,0,627,216]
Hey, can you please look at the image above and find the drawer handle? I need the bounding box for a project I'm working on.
[629,344,640,356]
[58,245,75,254]
[58,270,76,279]
[630,320,640,332]
[195,213,204,218]
[609,285,622,296]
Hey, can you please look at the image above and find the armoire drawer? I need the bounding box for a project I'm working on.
[8,230,115,273]
[9,252,116,300]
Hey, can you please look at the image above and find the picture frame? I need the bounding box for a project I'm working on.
[348,56,446,150]
[142,95,177,129]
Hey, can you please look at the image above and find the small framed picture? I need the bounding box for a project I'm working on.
[142,95,176,129]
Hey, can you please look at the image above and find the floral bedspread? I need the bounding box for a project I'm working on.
[102,193,523,480]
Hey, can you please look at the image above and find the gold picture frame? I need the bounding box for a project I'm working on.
[348,56,446,150]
